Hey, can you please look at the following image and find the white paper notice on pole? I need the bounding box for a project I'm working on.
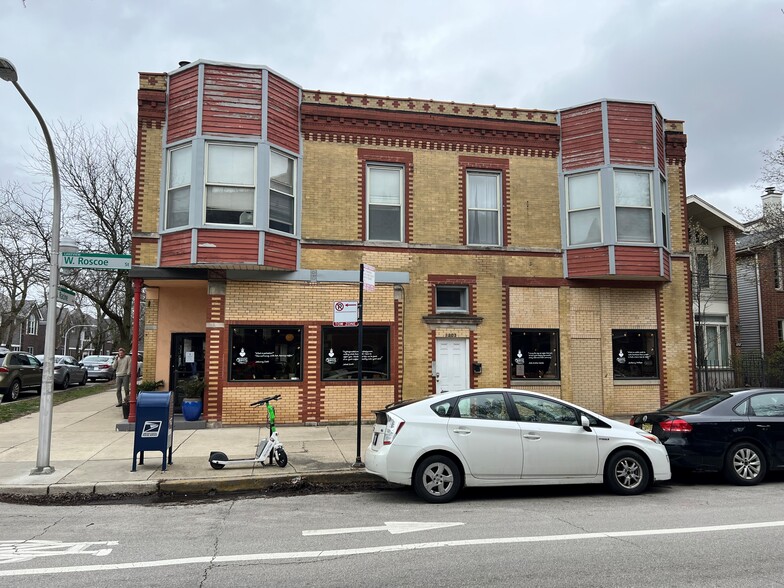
[363,264,376,292]
[333,300,359,327]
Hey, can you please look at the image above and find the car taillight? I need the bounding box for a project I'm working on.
[98,364,110,369]
[383,416,405,445]
[660,418,693,433]
[629,417,636,426]
[0,367,7,373]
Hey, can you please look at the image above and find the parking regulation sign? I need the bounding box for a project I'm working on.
[333,300,358,327]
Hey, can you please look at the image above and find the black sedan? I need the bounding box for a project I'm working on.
[630,389,784,485]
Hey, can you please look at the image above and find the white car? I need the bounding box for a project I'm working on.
[365,388,671,503]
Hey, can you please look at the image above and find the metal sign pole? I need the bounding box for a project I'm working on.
[352,263,365,467]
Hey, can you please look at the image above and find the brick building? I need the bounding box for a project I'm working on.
[131,60,693,424]
[736,188,784,375]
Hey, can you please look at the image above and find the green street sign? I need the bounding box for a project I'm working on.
[60,252,131,270]
[56,286,76,306]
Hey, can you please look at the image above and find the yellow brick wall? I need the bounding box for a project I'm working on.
[142,296,158,383]
[138,125,163,237]
[413,151,461,245]
[509,157,561,249]
[660,259,693,404]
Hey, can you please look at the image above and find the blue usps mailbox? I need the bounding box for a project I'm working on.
[132,391,174,472]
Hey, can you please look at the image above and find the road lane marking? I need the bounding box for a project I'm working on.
[3,519,784,577]
[0,541,118,565]
[303,521,464,536]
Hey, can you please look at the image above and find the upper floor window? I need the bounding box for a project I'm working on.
[269,150,296,234]
[660,176,669,248]
[774,246,783,291]
[566,172,601,246]
[165,145,191,229]
[205,143,256,225]
[367,164,403,241]
[467,171,500,245]
[26,315,38,336]
[696,253,710,289]
[615,170,653,243]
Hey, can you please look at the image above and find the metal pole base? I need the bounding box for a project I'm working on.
[351,458,365,468]
[30,466,56,476]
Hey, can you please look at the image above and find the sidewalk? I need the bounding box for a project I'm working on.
[0,390,378,499]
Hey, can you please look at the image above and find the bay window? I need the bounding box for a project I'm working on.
[660,176,669,248]
[467,171,500,245]
[269,150,295,234]
[615,170,653,243]
[166,145,191,229]
[205,143,256,225]
[367,164,403,241]
[567,172,601,246]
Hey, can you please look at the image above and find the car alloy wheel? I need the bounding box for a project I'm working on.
[414,454,462,503]
[605,450,650,495]
[724,442,766,485]
[7,380,21,402]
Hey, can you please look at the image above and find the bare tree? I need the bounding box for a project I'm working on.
[27,121,136,349]
[759,136,784,191]
[0,183,48,345]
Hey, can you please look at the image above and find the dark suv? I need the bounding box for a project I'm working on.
[0,349,43,402]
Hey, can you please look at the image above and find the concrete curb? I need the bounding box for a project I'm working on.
[0,470,382,499]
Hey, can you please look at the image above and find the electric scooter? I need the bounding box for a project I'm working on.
[208,394,288,469]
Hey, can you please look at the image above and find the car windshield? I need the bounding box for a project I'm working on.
[659,393,730,414]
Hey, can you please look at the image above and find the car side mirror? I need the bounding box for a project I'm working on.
[581,414,592,432]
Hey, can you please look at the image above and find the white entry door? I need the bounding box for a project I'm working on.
[435,338,469,393]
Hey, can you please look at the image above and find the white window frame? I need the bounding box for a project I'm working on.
[25,315,38,336]
[27,346,34,354]
[660,175,669,248]
[467,170,501,246]
[778,319,784,342]
[614,170,654,244]
[435,286,469,314]
[566,171,602,246]
[366,163,404,242]
[204,142,257,226]
[165,144,192,229]
[696,315,731,368]
[269,149,296,235]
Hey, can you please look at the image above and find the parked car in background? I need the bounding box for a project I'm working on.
[631,389,784,486]
[0,349,43,402]
[81,355,116,382]
[366,388,671,503]
[35,355,89,389]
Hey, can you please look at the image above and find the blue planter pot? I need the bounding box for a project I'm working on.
[181,399,203,421]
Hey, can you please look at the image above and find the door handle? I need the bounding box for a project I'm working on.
[756,424,771,430]
[452,428,471,435]
[523,433,541,440]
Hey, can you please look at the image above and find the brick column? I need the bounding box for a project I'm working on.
[204,281,226,422]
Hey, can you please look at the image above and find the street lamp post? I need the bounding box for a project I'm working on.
[1,57,62,475]
[62,324,93,356]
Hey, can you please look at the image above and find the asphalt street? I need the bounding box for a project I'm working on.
[3,475,784,587]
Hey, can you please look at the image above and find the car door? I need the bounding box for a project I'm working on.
[447,392,524,479]
[25,354,43,388]
[747,392,784,468]
[510,393,599,478]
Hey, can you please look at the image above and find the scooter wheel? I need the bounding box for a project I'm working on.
[209,451,228,470]
[274,447,288,468]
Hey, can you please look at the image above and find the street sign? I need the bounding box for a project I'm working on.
[333,300,358,327]
[60,252,131,270]
[56,286,75,306]
[363,264,376,292]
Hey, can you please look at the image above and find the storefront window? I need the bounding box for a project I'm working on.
[229,326,302,381]
[612,330,658,379]
[322,326,390,380]
[510,330,560,380]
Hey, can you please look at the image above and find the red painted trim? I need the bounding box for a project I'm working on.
[655,287,667,405]
[502,284,511,387]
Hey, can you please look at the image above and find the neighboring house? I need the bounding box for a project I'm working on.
[735,188,784,385]
[131,59,693,424]
[7,301,45,355]
[686,195,744,390]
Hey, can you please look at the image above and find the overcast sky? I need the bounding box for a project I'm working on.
[1,0,782,220]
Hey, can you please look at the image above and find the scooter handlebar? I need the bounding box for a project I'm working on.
[249,394,282,407]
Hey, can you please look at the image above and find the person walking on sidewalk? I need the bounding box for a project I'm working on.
[112,348,132,407]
